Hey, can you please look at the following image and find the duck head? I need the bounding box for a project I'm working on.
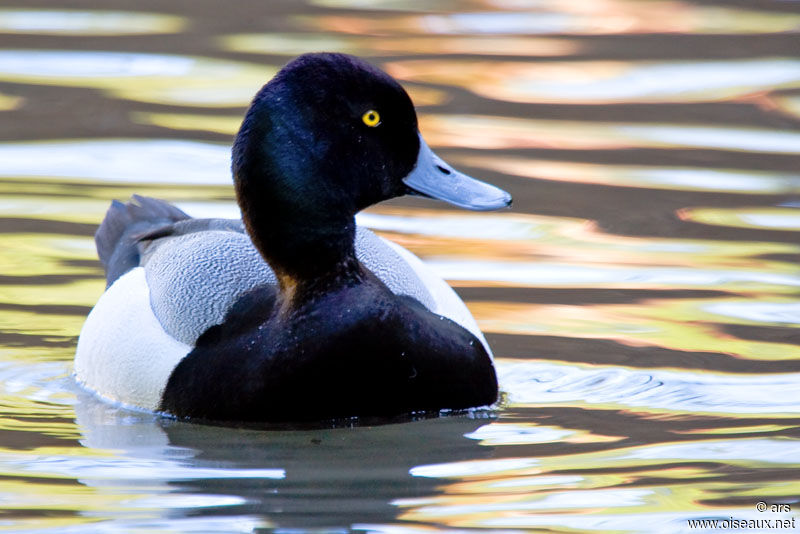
[232,53,511,282]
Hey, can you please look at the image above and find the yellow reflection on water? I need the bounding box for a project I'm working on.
[470,300,800,361]
[0,50,275,107]
[680,207,800,232]
[0,472,127,532]
[466,421,624,446]
[0,197,111,224]
[0,234,97,276]
[0,307,86,342]
[775,95,800,121]
[0,444,169,531]
[398,428,800,529]
[0,91,21,110]
[132,112,243,136]
[0,396,77,438]
[0,278,102,309]
[675,424,794,435]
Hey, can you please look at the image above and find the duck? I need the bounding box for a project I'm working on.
[74,52,512,423]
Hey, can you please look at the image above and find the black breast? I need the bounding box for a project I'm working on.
[159,278,498,423]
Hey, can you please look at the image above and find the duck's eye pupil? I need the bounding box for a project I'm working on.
[362,110,381,127]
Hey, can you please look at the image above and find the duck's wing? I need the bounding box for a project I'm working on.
[141,222,275,344]
[92,195,276,345]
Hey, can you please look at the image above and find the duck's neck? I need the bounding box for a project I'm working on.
[236,179,361,295]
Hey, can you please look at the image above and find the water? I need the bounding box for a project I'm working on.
[1,1,799,532]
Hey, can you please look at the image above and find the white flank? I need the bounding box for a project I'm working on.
[74,267,191,410]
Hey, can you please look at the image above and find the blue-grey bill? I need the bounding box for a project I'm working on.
[402,135,512,211]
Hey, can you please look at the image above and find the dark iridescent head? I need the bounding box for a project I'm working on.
[231,53,510,278]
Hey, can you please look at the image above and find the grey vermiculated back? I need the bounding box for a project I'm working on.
[140,223,437,345]
[143,229,276,344]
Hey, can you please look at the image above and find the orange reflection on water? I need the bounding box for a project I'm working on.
[457,155,800,195]
[131,112,242,136]
[420,114,800,154]
[387,58,800,105]
[419,114,631,151]
[495,0,800,34]
[364,206,798,271]
[388,59,624,104]
[306,1,800,36]
[222,31,579,57]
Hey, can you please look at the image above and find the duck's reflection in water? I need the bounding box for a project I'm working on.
[74,390,496,529]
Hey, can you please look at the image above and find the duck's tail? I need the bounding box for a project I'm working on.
[95,195,190,287]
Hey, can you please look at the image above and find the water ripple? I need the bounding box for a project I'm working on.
[497,360,800,414]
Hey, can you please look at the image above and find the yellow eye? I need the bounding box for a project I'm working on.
[362,109,381,127]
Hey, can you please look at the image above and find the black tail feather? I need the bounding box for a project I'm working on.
[95,195,190,287]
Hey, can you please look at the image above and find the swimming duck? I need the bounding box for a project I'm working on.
[74,53,511,423]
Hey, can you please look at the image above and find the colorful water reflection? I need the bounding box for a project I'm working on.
[0,0,798,532]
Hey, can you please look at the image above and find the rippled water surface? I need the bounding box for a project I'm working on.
[1,1,799,532]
